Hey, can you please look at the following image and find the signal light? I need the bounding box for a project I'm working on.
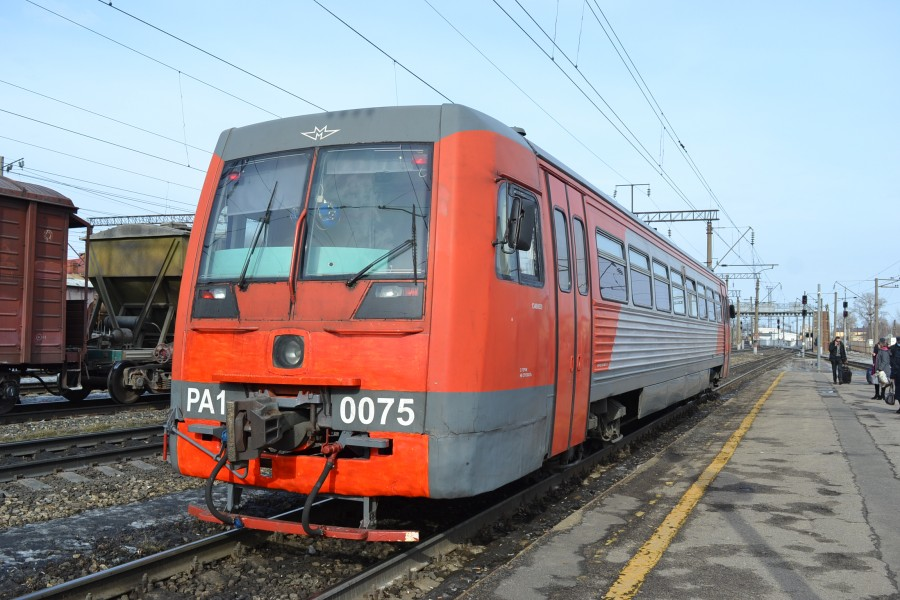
[843,301,848,309]
[802,309,807,317]
[802,295,807,305]
[843,310,848,318]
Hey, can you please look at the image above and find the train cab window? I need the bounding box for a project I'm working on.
[553,209,571,292]
[496,183,543,287]
[697,283,708,319]
[199,151,312,283]
[652,260,671,312]
[573,218,588,295]
[595,230,627,303]
[628,247,652,308]
[671,271,685,315]
[686,278,698,318]
[303,144,432,280]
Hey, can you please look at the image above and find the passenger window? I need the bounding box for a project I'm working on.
[553,209,571,292]
[573,218,588,295]
[713,292,722,322]
[596,230,627,303]
[671,270,685,315]
[706,288,716,321]
[697,283,708,319]
[628,247,652,308]
[686,278,698,318]
[653,260,671,312]
[495,183,543,287]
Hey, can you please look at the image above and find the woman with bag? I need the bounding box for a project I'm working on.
[873,338,891,400]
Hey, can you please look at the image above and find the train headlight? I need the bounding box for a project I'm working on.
[273,335,304,369]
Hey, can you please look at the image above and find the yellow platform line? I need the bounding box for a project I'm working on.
[604,371,786,599]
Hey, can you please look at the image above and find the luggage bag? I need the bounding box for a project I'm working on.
[841,366,852,384]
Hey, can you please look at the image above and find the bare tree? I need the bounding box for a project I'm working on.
[852,293,888,344]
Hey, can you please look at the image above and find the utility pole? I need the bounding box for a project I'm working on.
[754,278,760,355]
[816,285,822,371]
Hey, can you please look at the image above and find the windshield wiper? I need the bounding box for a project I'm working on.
[237,181,278,291]
[345,239,414,288]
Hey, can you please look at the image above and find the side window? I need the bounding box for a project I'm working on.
[686,278,698,318]
[573,218,588,296]
[706,287,716,321]
[495,183,543,286]
[628,247,652,308]
[671,270,685,315]
[713,291,722,322]
[697,283,708,320]
[596,230,627,303]
[653,260,671,312]
[553,209,571,292]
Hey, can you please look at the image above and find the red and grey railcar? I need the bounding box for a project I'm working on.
[164,104,730,540]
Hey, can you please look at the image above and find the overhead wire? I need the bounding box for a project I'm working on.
[0,135,199,191]
[97,0,327,112]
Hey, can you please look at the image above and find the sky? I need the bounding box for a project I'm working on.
[2,0,899,331]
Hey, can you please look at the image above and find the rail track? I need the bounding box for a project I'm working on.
[20,349,793,600]
[0,396,169,426]
[0,425,163,483]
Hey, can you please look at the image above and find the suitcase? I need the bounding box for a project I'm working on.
[841,366,852,384]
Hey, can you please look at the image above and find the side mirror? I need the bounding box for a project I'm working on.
[728,304,737,319]
[506,196,534,251]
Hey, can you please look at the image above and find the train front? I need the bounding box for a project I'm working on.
[165,110,435,540]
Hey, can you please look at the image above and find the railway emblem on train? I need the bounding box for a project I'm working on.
[301,125,340,141]
[42,229,52,241]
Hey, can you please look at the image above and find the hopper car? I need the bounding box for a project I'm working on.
[164,104,732,541]
[76,222,191,403]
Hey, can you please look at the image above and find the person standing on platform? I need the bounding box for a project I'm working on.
[873,338,891,400]
[890,337,900,413]
[828,336,847,384]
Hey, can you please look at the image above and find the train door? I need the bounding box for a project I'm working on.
[546,173,592,457]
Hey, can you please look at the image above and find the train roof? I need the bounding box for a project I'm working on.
[0,175,90,228]
[216,104,721,285]
[214,104,532,161]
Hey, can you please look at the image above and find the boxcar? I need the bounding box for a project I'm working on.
[0,176,90,413]
[165,105,730,539]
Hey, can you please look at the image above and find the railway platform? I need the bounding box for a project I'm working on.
[460,357,900,599]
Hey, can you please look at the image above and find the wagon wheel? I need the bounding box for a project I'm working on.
[107,361,141,404]
[0,379,18,415]
[0,396,15,415]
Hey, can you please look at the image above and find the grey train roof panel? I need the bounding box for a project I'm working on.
[214,104,532,161]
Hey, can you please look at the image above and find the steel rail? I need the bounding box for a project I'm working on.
[0,426,163,482]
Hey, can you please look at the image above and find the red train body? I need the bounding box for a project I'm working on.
[165,105,730,538]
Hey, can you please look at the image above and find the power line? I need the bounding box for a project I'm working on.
[0,108,204,172]
[97,0,327,112]
[422,0,628,181]
[25,0,282,120]
[0,135,199,191]
[312,1,453,104]
[0,78,211,155]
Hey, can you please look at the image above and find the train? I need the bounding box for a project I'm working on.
[0,177,90,414]
[164,104,733,541]
[0,174,190,413]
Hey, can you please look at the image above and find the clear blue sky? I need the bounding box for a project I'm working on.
[2,0,898,328]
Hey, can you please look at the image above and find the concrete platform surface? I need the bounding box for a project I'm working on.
[461,359,900,599]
